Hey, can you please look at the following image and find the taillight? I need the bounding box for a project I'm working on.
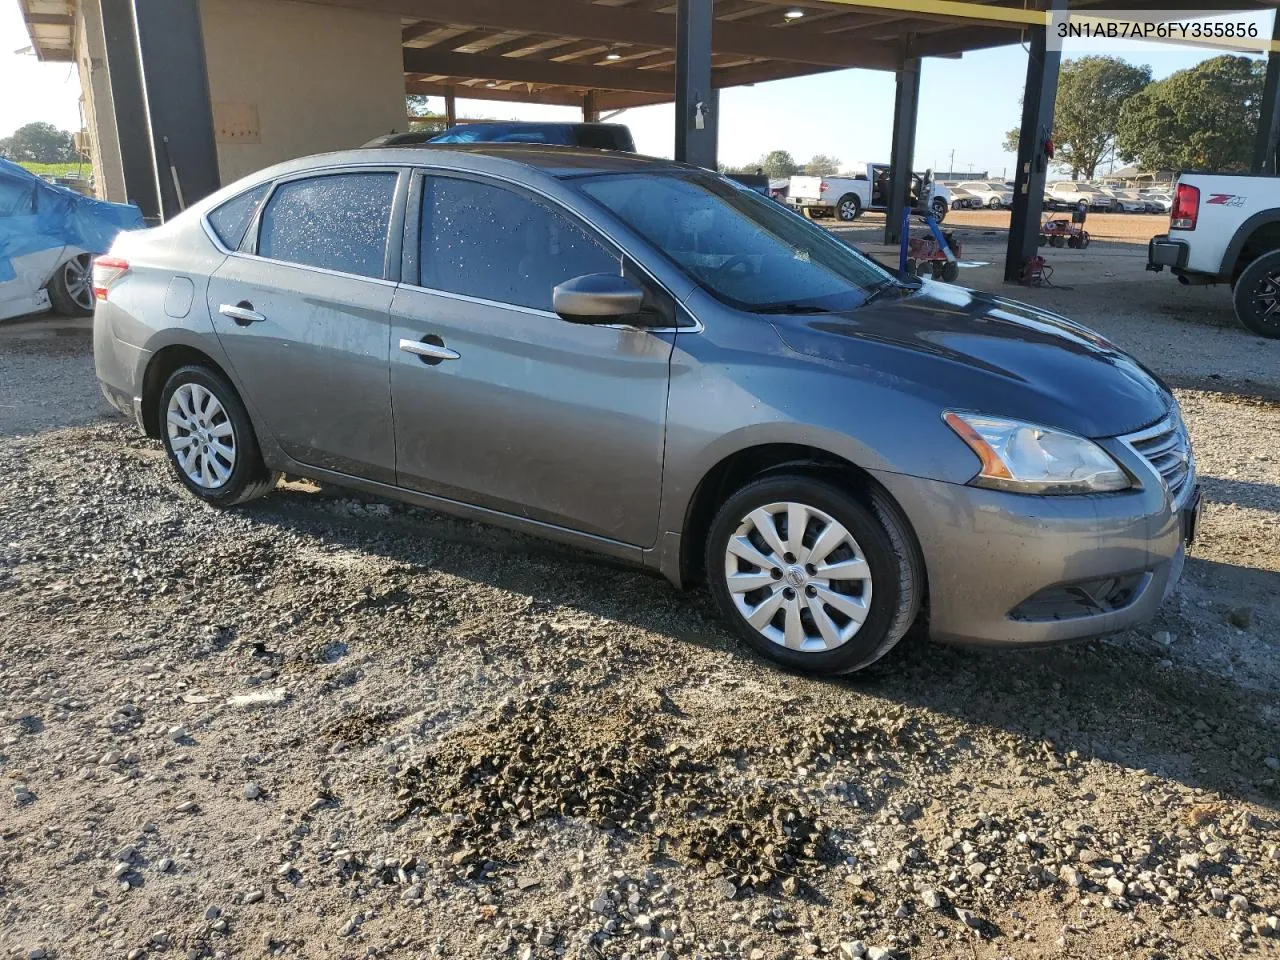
[92,256,129,300]
[820,180,829,193]
[1170,183,1199,231]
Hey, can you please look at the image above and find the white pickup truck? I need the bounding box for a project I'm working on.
[787,163,951,223]
[1148,173,1280,338]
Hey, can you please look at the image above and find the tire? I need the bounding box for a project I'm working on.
[158,365,280,506]
[931,198,948,222]
[46,253,94,317]
[835,193,862,222]
[1232,249,1280,339]
[987,197,1001,209]
[704,475,922,675]
[941,261,959,282]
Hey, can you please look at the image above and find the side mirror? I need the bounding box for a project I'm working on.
[552,273,645,324]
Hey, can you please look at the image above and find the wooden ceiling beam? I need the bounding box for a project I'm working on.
[347,0,898,67]
[404,48,677,93]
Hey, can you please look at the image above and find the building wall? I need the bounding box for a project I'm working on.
[200,0,408,186]
[73,0,127,202]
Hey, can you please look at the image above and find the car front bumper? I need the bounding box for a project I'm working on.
[872,456,1199,648]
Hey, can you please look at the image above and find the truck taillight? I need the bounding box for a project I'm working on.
[820,180,829,193]
[1170,183,1199,231]
[92,256,130,300]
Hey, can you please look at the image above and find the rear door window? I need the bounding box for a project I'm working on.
[257,171,398,279]
[418,175,620,312]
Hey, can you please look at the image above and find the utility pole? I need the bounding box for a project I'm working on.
[949,148,955,176]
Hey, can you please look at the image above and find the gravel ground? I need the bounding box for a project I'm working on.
[1,290,1278,960]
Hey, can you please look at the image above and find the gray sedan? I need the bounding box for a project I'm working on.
[93,146,1200,675]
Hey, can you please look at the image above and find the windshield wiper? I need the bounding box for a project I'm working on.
[754,303,835,315]
[860,279,909,307]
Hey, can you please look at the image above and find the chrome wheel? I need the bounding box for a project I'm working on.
[837,198,858,221]
[63,255,93,312]
[723,501,873,653]
[166,383,236,489]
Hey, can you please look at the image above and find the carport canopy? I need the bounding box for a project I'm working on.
[19,0,1280,281]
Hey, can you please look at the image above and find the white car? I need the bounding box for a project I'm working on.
[0,159,142,322]
[1108,189,1150,213]
[1047,181,1115,212]
[954,181,1011,209]
[1142,192,1173,213]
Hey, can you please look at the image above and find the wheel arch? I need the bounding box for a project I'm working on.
[1222,212,1280,281]
[677,442,925,596]
[140,344,238,439]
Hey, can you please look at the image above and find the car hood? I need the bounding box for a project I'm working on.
[768,281,1172,439]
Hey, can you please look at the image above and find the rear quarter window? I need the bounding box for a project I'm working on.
[206,184,270,251]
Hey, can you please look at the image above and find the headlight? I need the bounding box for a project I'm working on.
[943,412,1131,494]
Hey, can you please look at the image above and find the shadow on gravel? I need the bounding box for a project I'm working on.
[249,485,1279,818]
[1201,476,1280,512]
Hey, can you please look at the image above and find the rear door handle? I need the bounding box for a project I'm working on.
[399,337,460,364]
[219,302,266,326]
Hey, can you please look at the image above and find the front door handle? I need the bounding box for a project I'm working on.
[399,336,460,365]
[219,301,266,326]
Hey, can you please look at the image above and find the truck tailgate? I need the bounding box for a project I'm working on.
[789,176,824,202]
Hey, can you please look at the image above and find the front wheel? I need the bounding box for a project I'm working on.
[1233,249,1280,339]
[159,365,280,506]
[705,475,922,675]
[47,253,94,316]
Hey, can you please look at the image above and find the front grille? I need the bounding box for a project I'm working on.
[1124,416,1193,501]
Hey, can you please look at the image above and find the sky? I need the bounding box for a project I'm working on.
[0,2,1273,179]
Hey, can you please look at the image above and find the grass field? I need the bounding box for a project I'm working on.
[16,161,90,178]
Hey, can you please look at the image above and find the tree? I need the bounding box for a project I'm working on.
[0,122,77,163]
[756,149,801,178]
[1001,56,1150,179]
[804,154,841,175]
[1117,55,1265,173]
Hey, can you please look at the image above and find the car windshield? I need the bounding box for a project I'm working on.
[573,171,897,312]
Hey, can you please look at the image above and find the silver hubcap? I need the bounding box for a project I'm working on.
[64,255,93,311]
[723,501,873,653]
[166,383,236,489]
[839,201,856,220]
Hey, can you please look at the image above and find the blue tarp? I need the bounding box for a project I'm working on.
[0,158,144,282]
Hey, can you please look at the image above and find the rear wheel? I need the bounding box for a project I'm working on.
[836,194,862,222]
[1233,249,1280,339]
[46,253,94,316]
[159,365,280,506]
[931,198,948,222]
[705,475,922,675]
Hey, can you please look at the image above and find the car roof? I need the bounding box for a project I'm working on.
[256,144,688,181]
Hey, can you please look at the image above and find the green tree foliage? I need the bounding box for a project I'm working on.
[1001,56,1150,178]
[1117,55,1265,173]
[757,149,801,178]
[0,122,77,163]
[804,154,841,175]
[1051,56,1152,178]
